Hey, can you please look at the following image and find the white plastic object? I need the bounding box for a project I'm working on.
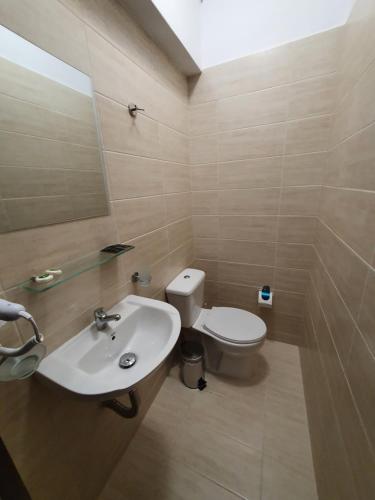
[0,299,26,321]
[204,307,267,344]
[166,268,205,296]
[45,268,63,275]
[32,273,54,284]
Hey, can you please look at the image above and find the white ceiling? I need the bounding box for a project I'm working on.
[200,0,356,68]
[128,0,356,73]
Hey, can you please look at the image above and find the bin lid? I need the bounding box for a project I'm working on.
[181,341,204,362]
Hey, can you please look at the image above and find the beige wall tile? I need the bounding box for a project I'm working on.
[280,187,321,215]
[316,222,368,331]
[218,261,274,288]
[216,86,289,131]
[346,331,375,452]
[113,195,166,241]
[87,28,187,134]
[218,123,286,161]
[283,153,326,186]
[192,215,219,238]
[333,123,375,191]
[163,163,190,194]
[311,257,358,365]
[336,59,375,142]
[96,94,159,157]
[276,243,315,270]
[219,215,278,241]
[288,28,340,81]
[218,157,282,189]
[219,240,276,266]
[339,0,375,98]
[189,134,217,164]
[219,188,280,215]
[192,191,218,215]
[274,268,309,293]
[188,43,291,104]
[189,101,217,136]
[191,164,218,191]
[79,0,187,97]
[285,115,332,155]
[194,238,219,260]
[288,74,338,120]
[167,217,192,251]
[277,216,317,244]
[165,192,191,223]
[192,259,218,281]
[357,269,375,357]
[320,187,375,264]
[159,125,188,164]
[105,152,163,200]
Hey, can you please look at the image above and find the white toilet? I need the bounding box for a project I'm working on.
[166,268,267,378]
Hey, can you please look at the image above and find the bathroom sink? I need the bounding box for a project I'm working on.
[37,295,181,398]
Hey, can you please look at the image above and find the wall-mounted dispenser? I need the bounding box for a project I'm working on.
[0,299,46,381]
[258,286,273,308]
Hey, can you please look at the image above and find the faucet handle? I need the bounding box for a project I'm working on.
[94,308,106,319]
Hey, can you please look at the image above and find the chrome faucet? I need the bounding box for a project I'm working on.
[94,308,121,331]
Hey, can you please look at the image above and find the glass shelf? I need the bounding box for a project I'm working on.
[18,245,135,293]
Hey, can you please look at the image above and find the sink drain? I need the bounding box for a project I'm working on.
[119,352,137,369]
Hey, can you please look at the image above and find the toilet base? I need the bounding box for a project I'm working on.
[202,335,263,379]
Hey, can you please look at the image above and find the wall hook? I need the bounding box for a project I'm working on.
[128,103,145,117]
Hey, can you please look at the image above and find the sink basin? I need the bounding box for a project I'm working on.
[37,295,181,397]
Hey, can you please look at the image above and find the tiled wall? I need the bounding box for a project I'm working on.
[189,28,340,345]
[301,1,375,499]
[0,1,191,498]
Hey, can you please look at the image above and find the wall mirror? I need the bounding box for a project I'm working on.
[0,25,109,234]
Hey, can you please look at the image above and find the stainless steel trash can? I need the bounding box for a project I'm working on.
[181,342,206,390]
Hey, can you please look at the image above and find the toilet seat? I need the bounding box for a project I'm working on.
[203,307,266,345]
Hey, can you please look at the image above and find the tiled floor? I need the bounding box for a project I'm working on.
[100,340,318,500]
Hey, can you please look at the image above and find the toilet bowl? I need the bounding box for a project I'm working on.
[166,268,267,377]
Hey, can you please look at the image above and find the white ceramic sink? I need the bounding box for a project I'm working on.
[37,295,181,397]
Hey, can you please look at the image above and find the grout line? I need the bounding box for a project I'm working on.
[307,268,375,458]
[111,191,191,202]
[103,149,188,167]
[94,90,188,137]
[57,0,189,106]
[190,71,338,106]
[312,242,375,363]
[189,112,334,139]
[318,218,374,272]
[0,128,99,150]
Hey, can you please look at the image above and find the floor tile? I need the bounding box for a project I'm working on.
[100,340,317,500]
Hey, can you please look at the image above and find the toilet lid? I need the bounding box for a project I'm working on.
[203,307,266,344]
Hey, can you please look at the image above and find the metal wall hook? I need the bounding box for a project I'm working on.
[128,103,145,117]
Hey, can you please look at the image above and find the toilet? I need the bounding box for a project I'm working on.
[166,268,267,378]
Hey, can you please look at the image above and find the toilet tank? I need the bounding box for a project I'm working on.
[166,268,205,327]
